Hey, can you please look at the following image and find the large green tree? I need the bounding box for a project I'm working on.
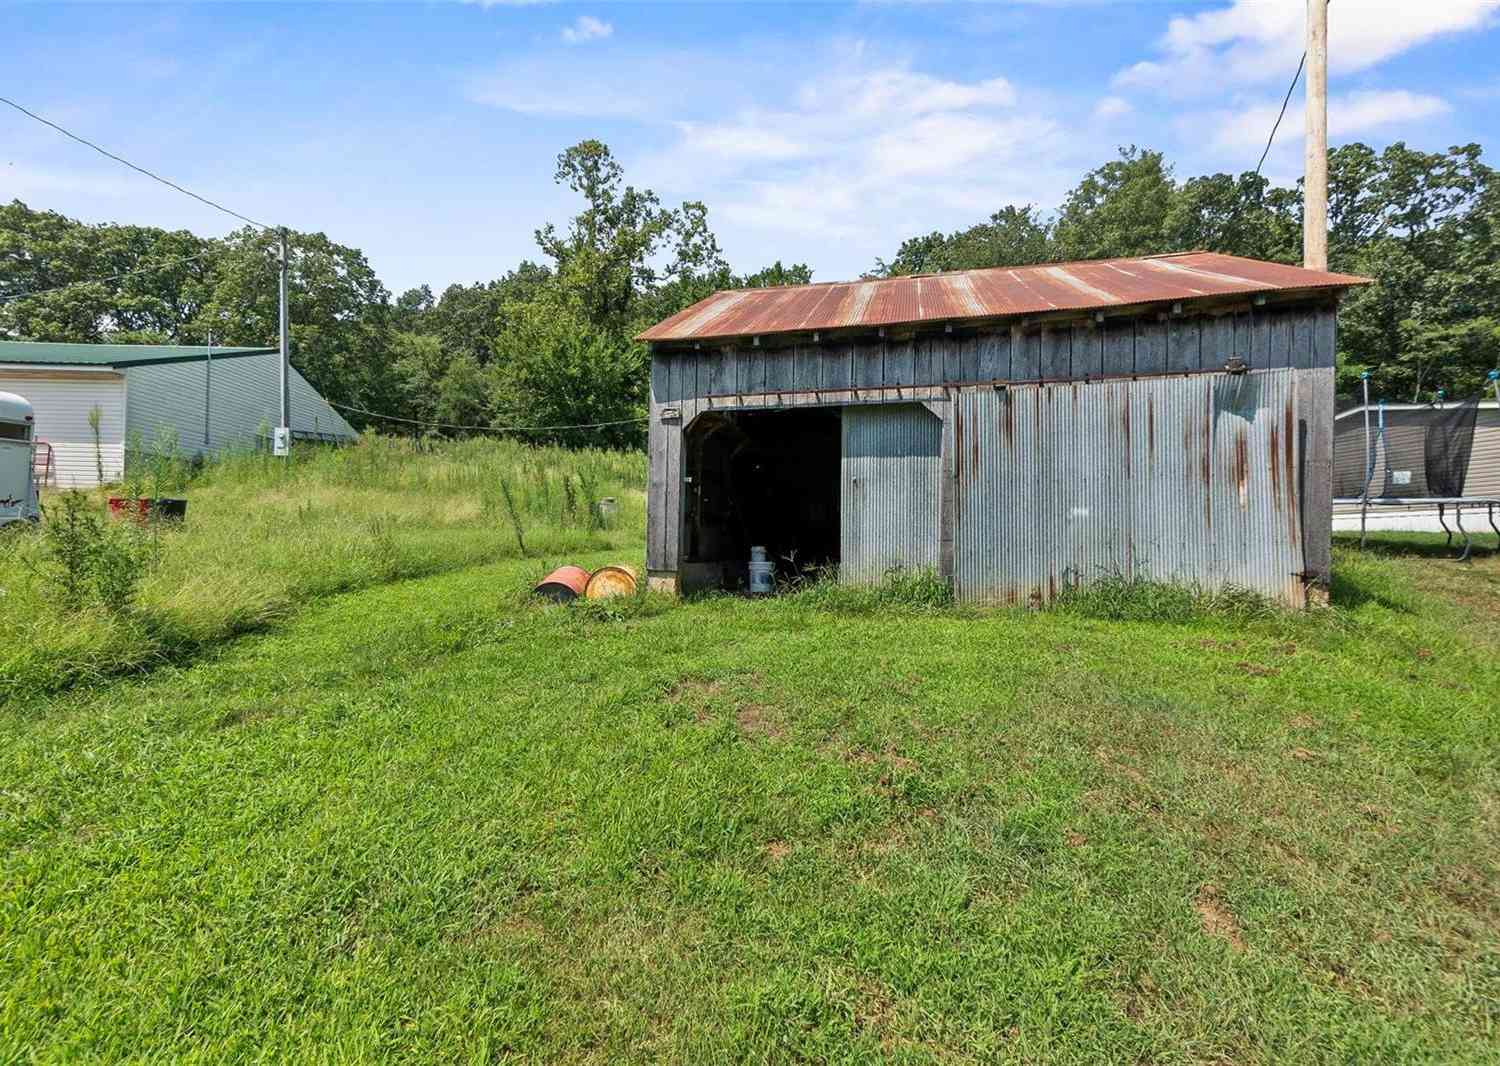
[1,202,397,415]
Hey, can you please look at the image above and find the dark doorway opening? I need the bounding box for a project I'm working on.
[682,407,841,590]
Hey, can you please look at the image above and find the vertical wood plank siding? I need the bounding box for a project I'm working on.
[644,303,1338,584]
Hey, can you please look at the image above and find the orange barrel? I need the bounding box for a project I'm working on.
[584,564,638,600]
[534,565,591,603]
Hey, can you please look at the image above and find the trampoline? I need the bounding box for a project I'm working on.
[1335,369,1500,560]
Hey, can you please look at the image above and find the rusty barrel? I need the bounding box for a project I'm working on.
[534,565,591,603]
[585,564,638,600]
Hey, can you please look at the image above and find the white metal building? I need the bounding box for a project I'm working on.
[0,341,357,488]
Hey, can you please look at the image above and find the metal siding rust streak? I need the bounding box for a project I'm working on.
[953,369,1306,606]
[840,404,942,584]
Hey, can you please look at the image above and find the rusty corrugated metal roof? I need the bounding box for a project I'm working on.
[637,252,1370,344]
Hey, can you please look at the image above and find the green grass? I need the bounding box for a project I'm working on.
[0,436,646,702]
[2,515,1498,1061]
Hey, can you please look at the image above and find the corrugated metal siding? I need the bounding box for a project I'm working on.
[0,371,125,488]
[954,369,1305,606]
[123,354,355,456]
[841,404,941,583]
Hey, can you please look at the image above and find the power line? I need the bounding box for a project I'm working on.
[0,249,218,304]
[0,95,270,230]
[328,401,649,434]
[1255,49,1307,177]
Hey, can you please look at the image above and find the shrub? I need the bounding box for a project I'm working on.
[33,491,157,615]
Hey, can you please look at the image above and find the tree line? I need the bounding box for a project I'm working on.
[3,138,1497,446]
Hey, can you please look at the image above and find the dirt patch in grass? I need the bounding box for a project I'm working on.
[764,840,791,862]
[666,677,725,722]
[1237,661,1280,678]
[1194,884,1246,951]
[735,703,786,740]
[1065,830,1088,848]
[1193,638,1245,653]
[1288,714,1319,730]
[667,677,723,703]
[843,747,918,772]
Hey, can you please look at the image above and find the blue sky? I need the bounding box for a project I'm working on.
[4,1,1498,296]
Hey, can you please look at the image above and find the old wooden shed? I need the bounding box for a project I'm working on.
[637,252,1368,606]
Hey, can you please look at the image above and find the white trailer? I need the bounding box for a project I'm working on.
[0,391,40,526]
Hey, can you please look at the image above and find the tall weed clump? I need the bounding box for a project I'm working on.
[1052,574,1276,624]
[32,491,157,614]
[782,566,955,615]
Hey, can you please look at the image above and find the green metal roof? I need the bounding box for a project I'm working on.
[0,340,276,368]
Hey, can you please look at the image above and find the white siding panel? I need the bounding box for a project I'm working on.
[123,353,356,457]
[1467,411,1500,499]
[0,371,125,488]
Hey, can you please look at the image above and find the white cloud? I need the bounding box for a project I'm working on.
[1200,88,1450,154]
[673,120,807,162]
[1092,95,1131,121]
[635,58,1072,253]
[1116,0,1494,96]
[561,15,612,45]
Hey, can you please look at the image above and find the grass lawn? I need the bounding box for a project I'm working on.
[3,522,1498,1062]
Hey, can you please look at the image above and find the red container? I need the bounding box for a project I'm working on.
[107,497,152,521]
[107,497,187,522]
[534,565,591,603]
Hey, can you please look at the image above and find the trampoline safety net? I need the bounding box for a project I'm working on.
[1423,397,1481,498]
[1364,395,1482,499]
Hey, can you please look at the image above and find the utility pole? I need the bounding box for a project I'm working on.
[1303,0,1329,270]
[276,226,291,456]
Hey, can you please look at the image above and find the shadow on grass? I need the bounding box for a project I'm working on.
[1333,530,1500,560]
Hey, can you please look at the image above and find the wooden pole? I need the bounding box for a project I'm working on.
[1303,0,1328,270]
